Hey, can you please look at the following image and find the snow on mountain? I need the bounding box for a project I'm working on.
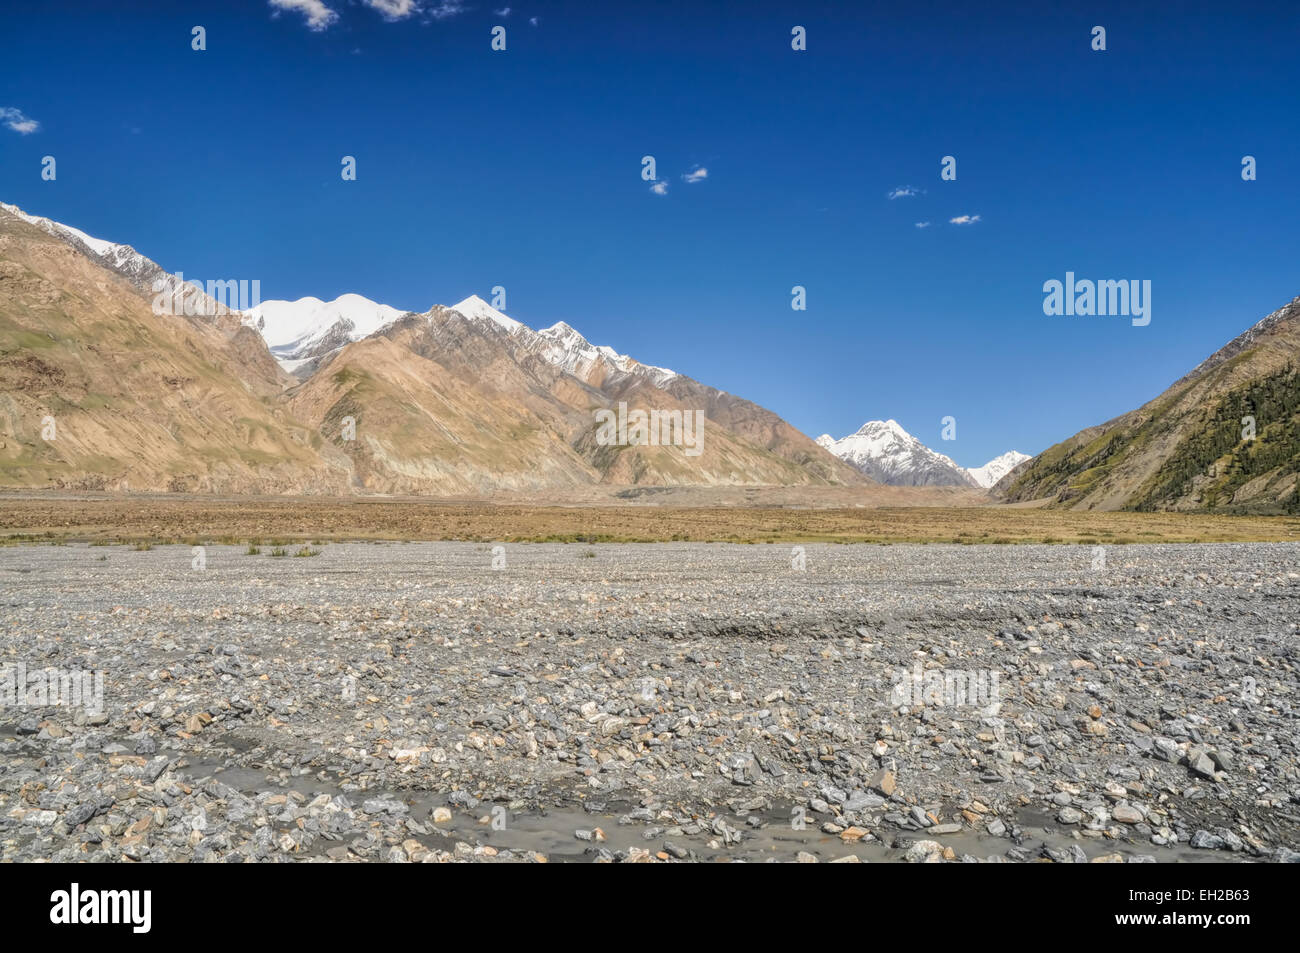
[534,320,679,387]
[818,420,1030,489]
[0,202,1021,492]
[1,201,119,258]
[450,296,679,386]
[2,204,406,367]
[2,199,682,389]
[243,294,409,370]
[967,450,1031,489]
[816,420,975,487]
[238,289,681,386]
[451,294,525,333]
[0,201,256,326]
[1,200,179,292]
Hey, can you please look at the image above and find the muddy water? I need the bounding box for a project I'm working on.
[0,722,1229,862]
[183,759,1224,863]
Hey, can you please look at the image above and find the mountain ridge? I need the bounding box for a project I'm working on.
[0,200,867,494]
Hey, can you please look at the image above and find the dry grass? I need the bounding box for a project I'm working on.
[0,494,1297,544]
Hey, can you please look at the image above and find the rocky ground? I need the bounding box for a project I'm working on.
[1,540,1297,863]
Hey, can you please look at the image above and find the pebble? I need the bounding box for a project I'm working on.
[0,540,1292,864]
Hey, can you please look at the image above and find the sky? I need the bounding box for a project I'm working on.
[2,0,1298,468]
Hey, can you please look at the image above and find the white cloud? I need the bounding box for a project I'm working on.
[0,107,39,135]
[269,0,339,31]
[914,221,931,229]
[888,185,923,199]
[649,181,669,196]
[365,0,421,21]
[530,16,539,26]
[274,0,465,29]
[681,166,708,184]
[494,6,512,16]
[949,214,982,225]
[428,0,466,19]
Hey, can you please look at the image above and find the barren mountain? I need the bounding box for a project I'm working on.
[0,206,340,493]
[298,298,866,492]
[0,202,866,494]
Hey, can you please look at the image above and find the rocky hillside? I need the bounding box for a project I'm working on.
[1000,295,1300,513]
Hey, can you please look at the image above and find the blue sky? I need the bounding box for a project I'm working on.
[2,0,1297,467]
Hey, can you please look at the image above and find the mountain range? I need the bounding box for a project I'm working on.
[3,199,1296,512]
[816,420,1030,489]
[0,201,864,495]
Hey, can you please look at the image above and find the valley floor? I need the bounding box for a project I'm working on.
[1,491,1298,544]
[0,540,1297,862]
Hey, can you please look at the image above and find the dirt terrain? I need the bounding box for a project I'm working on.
[2,491,1297,544]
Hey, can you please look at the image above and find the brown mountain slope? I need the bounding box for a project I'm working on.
[485,312,866,485]
[0,208,342,493]
[999,295,1300,512]
[489,308,869,486]
[0,202,867,494]
[294,306,868,491]
[286,334,600,494]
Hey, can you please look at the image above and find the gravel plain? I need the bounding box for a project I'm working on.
[1,540,1298,863]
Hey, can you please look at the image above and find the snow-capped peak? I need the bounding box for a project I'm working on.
[0,204,685,390]
[535,320,679,387]
[967,450,1031,488]
[243,294,409,370]
[818,419,974,487]
[451,294,524,333]
[540,319,582,341]
[0,201,234,314]
[857,419,910,439]
[818,418,1030,489]
[1,201,118,257]
[448,297,678,385]
[0,200,178,288]
[237,286,681,385]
